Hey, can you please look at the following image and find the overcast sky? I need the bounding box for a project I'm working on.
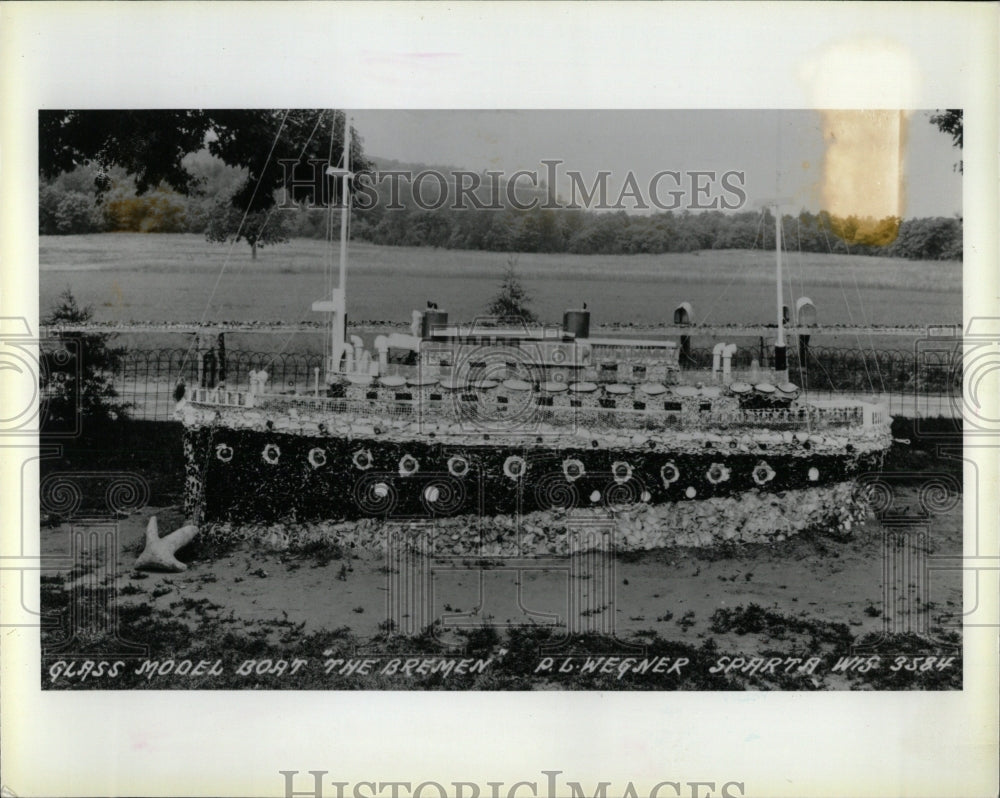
[350,109,961,219]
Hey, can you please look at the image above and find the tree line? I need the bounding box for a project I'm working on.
[349,199,962,261]
[38,108,963,262]
[38,161,963,262]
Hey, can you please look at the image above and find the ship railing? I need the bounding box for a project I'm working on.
[190,387,253,408]
[255,394,417,418]
[527,405,867,432]
[807,398,890,430]
[863,403,889,428]
[191,388,883,433]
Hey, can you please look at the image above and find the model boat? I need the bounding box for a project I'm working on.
[176,115,892,551]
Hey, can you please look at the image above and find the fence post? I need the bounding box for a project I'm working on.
[195,333,205,388]
[679,334,691,369]
[798,335,810,368]
[203,348,217,389]
[218,332,227,384]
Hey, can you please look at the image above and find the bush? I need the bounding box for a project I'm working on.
[101,186,188,232]
[41,289,127,428]
[51,191,101,234]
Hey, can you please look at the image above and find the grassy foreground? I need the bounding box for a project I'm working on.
[41,572,960,691]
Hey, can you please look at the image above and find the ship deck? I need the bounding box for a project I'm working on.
[182,381,891,449]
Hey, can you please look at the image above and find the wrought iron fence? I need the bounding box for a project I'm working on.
[43,343,963,421]
[108,348,326,421]
[681,345,959,394]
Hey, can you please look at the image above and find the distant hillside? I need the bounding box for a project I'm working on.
[369,155,470,175]
[38,152,962,262]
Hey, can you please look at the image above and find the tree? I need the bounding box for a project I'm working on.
[54,192,101,234]
[930,109,963,173]
[39,109,373,211]
[39,185,63,235]
[40,110,213,196]
[40,289,126,428]
[486,257,538,322]
[38,182,102,235]
[204,194,293,259]
[37,109,372,255]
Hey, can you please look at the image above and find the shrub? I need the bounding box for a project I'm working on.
[53,191,101,234]
[101,186,188,232]
[41,289,127,428]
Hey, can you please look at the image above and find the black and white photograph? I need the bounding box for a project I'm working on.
[35,107,965,691]
[1,4,996,798]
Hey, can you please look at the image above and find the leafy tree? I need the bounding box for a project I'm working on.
[204,194,293,259]
[930,109,963,173]
[54,192,101,234]
[39,185,63,235]
[39,109,373,211]
[889,216,963,260]
[38,186,101,235]
[486,257,538,323]
[181,150,247,233]
[40,110,214,196]
[40,289,126,427]
[480,213,515,251]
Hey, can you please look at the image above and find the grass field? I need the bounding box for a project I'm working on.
[40,235,961,338]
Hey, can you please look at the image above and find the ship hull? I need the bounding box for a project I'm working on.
[183,426,884,525]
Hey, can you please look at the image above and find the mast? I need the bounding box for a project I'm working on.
[312,111,353,376]
[338,117,352,311]
[773,202,788,383]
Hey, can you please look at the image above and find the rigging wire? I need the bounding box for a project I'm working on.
[818,222,876,395]
[699,210,767,327]
[794,214,810,401]
[777,212,813,429]
[176,109,292,383]
[238,111,327,278]
[793,214,807,318]
[834,231,886,394]
[325,114,338,303]
[197,110,291,324]
[264,113,347,381]
[779,211,798,325]
[323,112,339,368]
[263,301,319,374]
[849,256,888,395]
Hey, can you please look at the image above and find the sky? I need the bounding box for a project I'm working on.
[350,109,962,219]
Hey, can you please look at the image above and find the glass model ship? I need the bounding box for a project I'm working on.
[176,120,891,544]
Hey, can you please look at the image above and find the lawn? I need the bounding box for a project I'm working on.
[40,234,961,336]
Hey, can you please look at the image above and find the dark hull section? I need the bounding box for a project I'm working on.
[184,427,881,524]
